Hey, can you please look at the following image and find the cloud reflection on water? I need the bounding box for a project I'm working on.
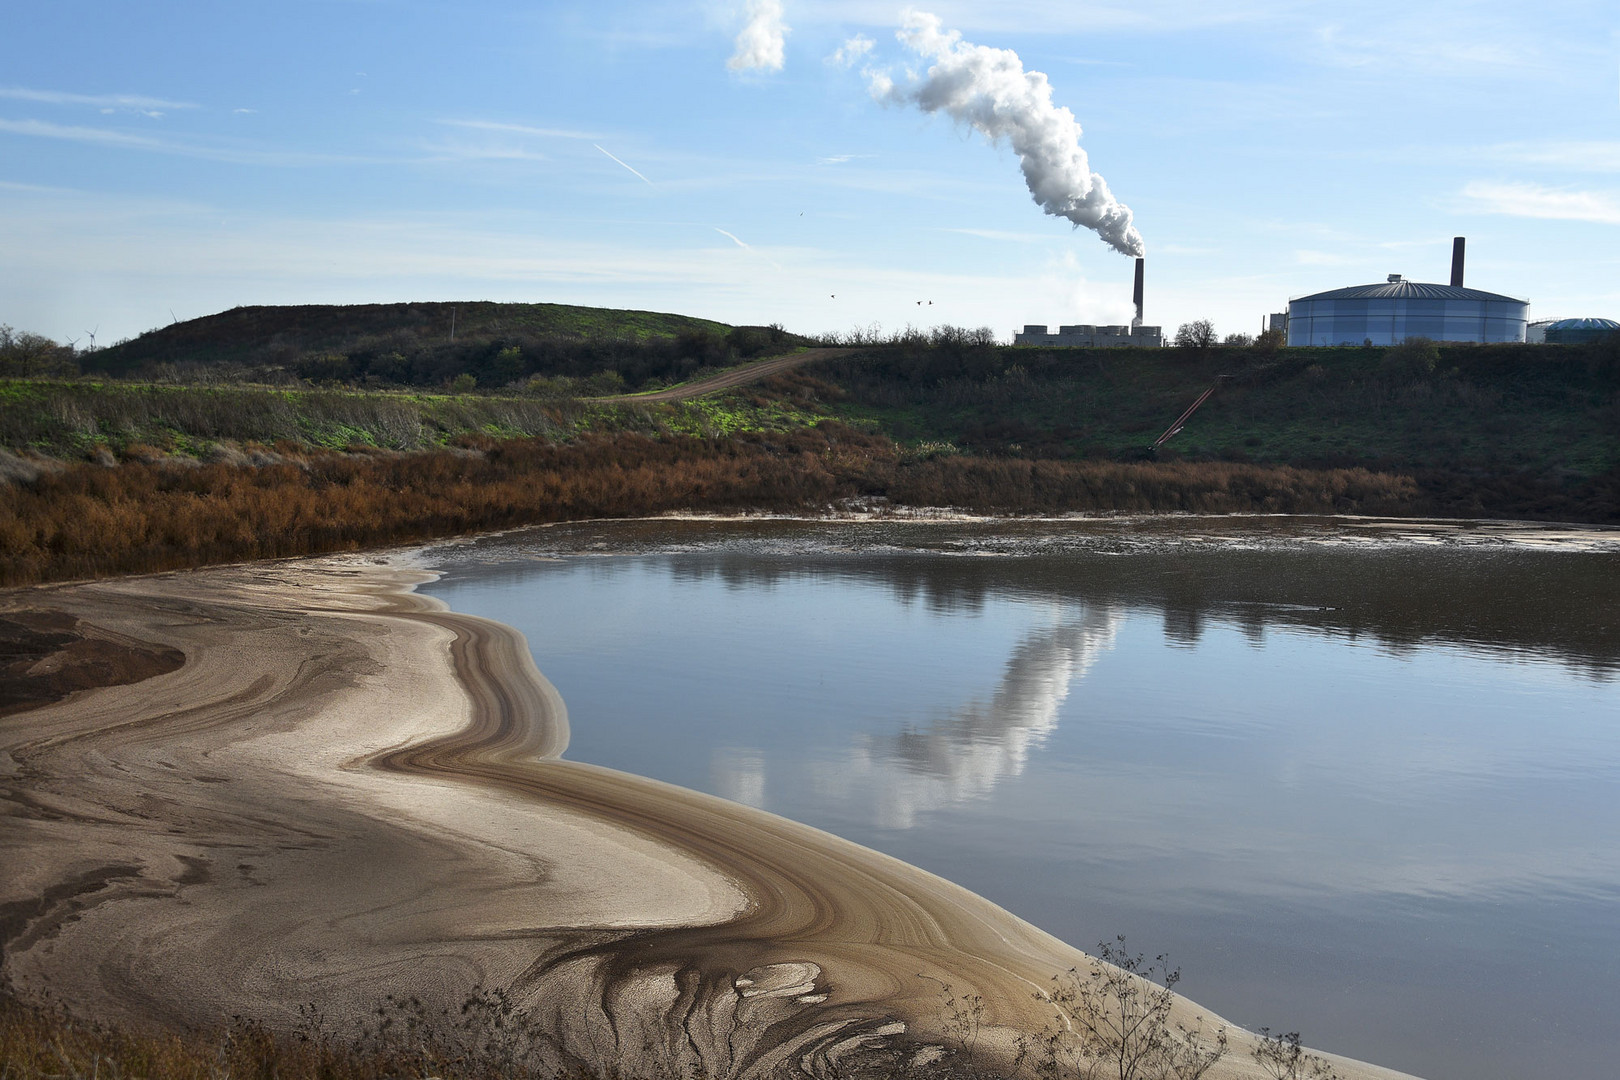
[711,747,767,808]
[814,605,1122,829]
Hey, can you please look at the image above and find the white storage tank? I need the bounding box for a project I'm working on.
[1286,275,1527,347]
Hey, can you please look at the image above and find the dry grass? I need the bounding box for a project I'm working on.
[0,991,600,1080]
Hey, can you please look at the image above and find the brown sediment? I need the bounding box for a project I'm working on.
[0,608,184,717]
[0,556,1415,1079]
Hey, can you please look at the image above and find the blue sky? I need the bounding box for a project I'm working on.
[3,0,1617,345]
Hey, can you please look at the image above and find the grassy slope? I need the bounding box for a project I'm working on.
[0,379,573,455]
[816,342,1619,481]
[0,376,826,458]
[5,340,1616,491]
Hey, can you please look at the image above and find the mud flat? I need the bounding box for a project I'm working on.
[0,554,1415,1079]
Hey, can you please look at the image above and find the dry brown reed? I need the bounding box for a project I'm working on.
[0,426,1423,587]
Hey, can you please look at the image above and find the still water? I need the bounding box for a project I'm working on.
[420,517,1620,1080]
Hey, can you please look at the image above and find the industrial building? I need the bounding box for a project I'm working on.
[1281,238,1529,347]
[1016,323,1163,347]
[1016,257,1163,347]
[1533,317,1620,345]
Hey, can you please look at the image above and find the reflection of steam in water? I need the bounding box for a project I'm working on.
[819,606,1122,829]
[711,747,767,808]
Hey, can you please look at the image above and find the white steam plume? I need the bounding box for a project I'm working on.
[728,0,788,73]
[868,10,1144,258]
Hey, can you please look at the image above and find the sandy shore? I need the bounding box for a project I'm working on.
[0,554,1418,1079]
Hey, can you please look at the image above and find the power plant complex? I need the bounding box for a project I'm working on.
[1014,257,1164,347]
[1015,238,1613,349]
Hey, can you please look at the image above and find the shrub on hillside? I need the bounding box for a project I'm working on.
[0,326,76,377]
[1380,337,1439,383]
[1174,320,1216,351]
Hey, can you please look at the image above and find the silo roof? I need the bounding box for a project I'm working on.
[1546,317,1619,331]
[1291,280,1525,304]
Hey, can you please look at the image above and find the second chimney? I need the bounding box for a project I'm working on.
[1450,237,1466,288]
[1132,257,1145,328]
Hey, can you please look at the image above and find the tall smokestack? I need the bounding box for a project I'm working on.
[1132,257,1145,328]
[1450,237,1466,288]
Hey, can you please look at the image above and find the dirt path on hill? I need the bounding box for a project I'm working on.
[594,348,856,403]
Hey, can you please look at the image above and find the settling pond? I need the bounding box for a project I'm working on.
[420,516,1620,1080]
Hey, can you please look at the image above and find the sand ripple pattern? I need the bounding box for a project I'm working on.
[0,557,1410,1080]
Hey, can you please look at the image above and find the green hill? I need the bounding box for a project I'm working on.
[78,301,808,391]
[86,302,731,372]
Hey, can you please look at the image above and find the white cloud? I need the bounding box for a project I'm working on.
[1460,181,1620,225]
[439,119,602,140]
[1294,249,1357,266]
[0,179,76,195]
[0,189,775,296]
[423,120,608,162]
[827,33,873,67]
[943,227,1052,243]
[419,141,551,164]
[0,117,172,152]
[1051,56,1132,68]
[1313,20,1524,73]
[727,0,788,73]
[1485,141,1620,173]
[0,117,378,167]
[0,86,197,111]
[792,1,1303,35]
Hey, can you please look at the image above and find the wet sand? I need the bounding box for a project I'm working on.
[0,554,1417,1079]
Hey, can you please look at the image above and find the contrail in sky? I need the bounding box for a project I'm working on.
[714,227,780,269]
[594,143,652,184]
